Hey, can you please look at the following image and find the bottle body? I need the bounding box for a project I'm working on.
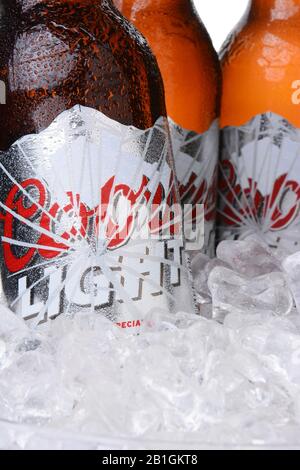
[219,0,300,253]
[115,0,221,257]
[0,0,195,326]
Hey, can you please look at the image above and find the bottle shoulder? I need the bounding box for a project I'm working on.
[132,10,220,72]
[0,2,166,148]
[220,21,300,128]
[1,3,156,69]
[221,21,300,69]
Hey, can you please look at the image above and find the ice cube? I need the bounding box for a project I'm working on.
[216,239,281,278]
[0,339,6,362]
[208,267,293,321]
[288,309,300,332]
[224,311,274,331]
[283,251,300,313]
[0,304,28,342]
[0,349,75,423]
[191,253,229,304]
[263,329,300,385]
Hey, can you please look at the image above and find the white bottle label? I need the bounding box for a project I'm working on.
[169,119,219,257]
[0,106,195,326]
[219,112,300,253]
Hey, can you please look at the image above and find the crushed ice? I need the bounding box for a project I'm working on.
[1,236,300,449]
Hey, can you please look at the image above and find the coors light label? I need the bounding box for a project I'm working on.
[0,106,196,326]
[219,112,300,253]
[169,119,219,258]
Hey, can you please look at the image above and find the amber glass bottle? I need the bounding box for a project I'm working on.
[115,0,221,256]
[219,0,300,253]
[0,0,195,325]
[0,0,166,149]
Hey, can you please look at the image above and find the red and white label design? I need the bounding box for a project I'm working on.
[0,106,195,325]
[219,112,300,253]
[169,119,219,257]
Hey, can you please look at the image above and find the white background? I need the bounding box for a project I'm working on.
[194,0,249,51]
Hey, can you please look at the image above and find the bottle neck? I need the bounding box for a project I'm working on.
[250,0,300,21]
[115,0,194,16]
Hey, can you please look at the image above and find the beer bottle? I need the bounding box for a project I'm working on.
[219,0,300,253]
[114,0,221,256]
[0,0,196,326]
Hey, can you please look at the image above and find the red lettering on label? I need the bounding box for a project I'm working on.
[178,166,218,223]
[116,320,142,329]
[220,160,300,231]
[0,173,177,274]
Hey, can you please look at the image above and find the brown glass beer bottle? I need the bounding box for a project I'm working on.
[0,0,195,326]
[219,0,300,253]
[114,0,221,256]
